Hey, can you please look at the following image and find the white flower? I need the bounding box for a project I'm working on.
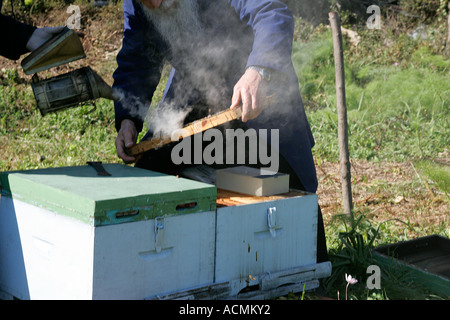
[344,273,358,300]
[345,273,358,285]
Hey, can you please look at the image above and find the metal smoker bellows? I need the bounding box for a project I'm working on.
[21,27,117,116]
[32,67,116,116]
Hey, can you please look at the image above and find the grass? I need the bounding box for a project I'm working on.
[416,160,450,195]
[292,29,449,163]
[321,212,448,300]
[0,89,118,170]
[0,3,449,300]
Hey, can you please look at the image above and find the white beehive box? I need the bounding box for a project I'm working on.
[214,189,325,297]
[144,188,331,300]
[0,164,217,300]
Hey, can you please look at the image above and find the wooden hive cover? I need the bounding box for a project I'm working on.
[0,164,217,226]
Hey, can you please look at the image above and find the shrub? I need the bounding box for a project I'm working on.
[399,0,448,21]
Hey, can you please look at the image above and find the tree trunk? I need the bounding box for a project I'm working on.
[329,12,353,216]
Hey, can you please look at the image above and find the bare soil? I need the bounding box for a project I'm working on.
[1,4,123,85]
[317,159,448,237]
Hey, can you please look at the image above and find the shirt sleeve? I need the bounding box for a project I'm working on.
[0,14,36,60]
[227,0,295,74]
[112,0,164,133]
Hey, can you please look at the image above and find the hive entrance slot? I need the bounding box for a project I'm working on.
[115,210,140,219]
[176,202,198,211]
[238,284,260,295]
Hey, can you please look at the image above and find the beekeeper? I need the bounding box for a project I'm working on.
[113,0,328,262]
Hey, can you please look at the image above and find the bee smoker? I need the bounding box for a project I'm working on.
[31,66,117,116]
[22,27,118,116]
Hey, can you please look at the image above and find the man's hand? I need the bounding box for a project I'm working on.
[26,26,65,52]
[230,67,267,122]
[115,119,140,164]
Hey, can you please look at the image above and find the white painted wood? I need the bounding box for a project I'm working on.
[258,261,332,291]
[215,194,318,296]
[146,261,332,300]
[92,211,215,300]
[0,196,215,300]
[148,280,319,300]
[0,197,95,300]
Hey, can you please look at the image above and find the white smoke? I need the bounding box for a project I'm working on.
[112,88,149,122]
[113,86,192,137]
[136,0,239,138]
[140,0,202,52]
[118,0,296,140]
[146,102,193,138]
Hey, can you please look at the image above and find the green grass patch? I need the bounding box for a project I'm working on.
[0,98,118,171]
[416,160,450,195]
[292,29,449,163]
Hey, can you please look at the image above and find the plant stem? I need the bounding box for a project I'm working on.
[346,283,349,300]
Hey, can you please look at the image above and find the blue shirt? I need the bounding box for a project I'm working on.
[113,0,318,193]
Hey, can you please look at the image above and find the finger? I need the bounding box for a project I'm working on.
[123,130,136,149]
[115,135,136,164]
[230,87,242,110]
[248,92,262,120]
[119,148,136,164]
[240,91,252,122]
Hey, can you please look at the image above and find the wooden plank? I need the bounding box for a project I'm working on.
[234,280,319,300]
[146,281,231,300]
[146,280,321,300]
[126,94,277,157]
[145,262,332,300]
[216,188,308,207]
[259,262,332,291]
[127,107,242,156]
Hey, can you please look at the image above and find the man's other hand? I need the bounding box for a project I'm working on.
[115,119,140,164]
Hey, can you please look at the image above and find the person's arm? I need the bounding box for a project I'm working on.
[229,0,295,74]
[0,14,65,60]
[112,0,164,162]
[0,14,36,60]
[228,0,295,121]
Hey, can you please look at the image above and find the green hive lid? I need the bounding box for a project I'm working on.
[0,164,217,226]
